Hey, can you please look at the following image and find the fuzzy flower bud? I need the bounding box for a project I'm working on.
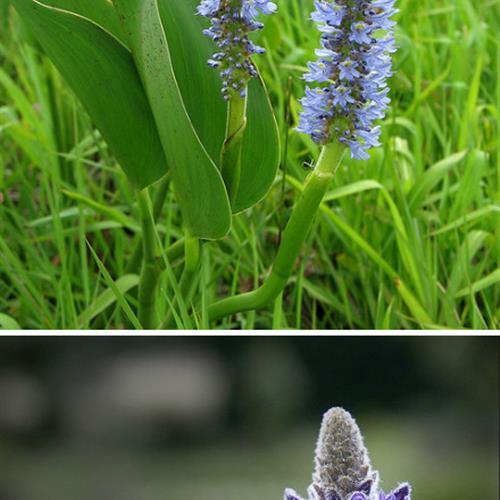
[311,407,374,497]
[297,0,398,160]
[197,0,277,100]
[284,407,411,500]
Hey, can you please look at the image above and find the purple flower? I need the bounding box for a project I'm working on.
[380,484,412,500]
[197,0,277,100]
[297,0,399,159]
[284,408,411,500]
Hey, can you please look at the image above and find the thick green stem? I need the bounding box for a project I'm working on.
[208,141,346,322]
[221,93,247,204]
[137,188,159,329]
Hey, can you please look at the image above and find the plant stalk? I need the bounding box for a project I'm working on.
[161,232,201,328]
[208,141,346,322]
[126,173,171,273]
[221,92,247,204]
[137,188,160,329]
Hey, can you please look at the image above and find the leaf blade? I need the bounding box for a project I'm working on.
[114,0,232,239]
[36,0,127,45]
[158,0,280,213]
[12,0,168,188]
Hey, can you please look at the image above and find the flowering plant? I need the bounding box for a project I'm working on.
[298,0,397,159]
[8,0,403,329]
[285,408,411,500]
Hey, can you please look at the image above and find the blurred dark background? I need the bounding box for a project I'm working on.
[0,337,498,500]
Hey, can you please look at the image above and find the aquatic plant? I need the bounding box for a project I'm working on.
[297,0,397,159]
[11,1,475,331]
[207,0,399,322]
[285,408,411,500]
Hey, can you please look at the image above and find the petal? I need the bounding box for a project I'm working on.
[284,488,304,500]
[391,483,411,500]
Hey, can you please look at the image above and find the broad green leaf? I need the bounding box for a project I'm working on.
[36,0,127,44]
[237,75,280,213]
[156,0,225,164]
[158,0,280,213]
[12,0,168,189]
[113,0,231,239]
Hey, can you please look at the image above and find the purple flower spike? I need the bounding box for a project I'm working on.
[283,407,412,500]
[297,0,399,160]
[197,0,277,100]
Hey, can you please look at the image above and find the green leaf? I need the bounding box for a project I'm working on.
[78,274,140,327]
[0,0,9,25]
[236,75,280,213]
[430,205,500,236]
[455,268,500,298]
[86,240,143,329]
[324,180,383,202]
[114,0,232,239]
[0,313,21,330]
[408,150,468,210]
[447,230,490,297]
[157,0,280,213]
[36,0,127,45]
[12,0,168,189]
[61,189,139,231]
[285,175,432,326]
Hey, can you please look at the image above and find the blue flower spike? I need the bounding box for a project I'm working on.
[197,0,277,100]
[297,0,398,160]
[284,407,411,500]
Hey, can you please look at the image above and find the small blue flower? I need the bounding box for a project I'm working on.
[297,0,399,160]
[197,0,277,99]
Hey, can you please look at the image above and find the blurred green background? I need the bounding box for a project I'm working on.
[0,337,498,500]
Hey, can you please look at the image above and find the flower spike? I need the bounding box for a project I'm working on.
[197,0,277,100]
[284,407,411,500]
[297,0,398,160]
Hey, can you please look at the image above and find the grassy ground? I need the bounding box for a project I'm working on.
[0,0,498,329]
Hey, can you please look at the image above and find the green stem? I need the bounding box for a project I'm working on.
[208,141,346,323]
[184,232,200,273]
[161,232,201,328]
[221,92,247,204]
[126,173,171,273]
[137,188,160,329]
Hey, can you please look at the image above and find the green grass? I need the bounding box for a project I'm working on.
[0,0,498,329]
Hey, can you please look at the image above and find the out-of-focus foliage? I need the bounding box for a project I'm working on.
[0,337,497,500]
